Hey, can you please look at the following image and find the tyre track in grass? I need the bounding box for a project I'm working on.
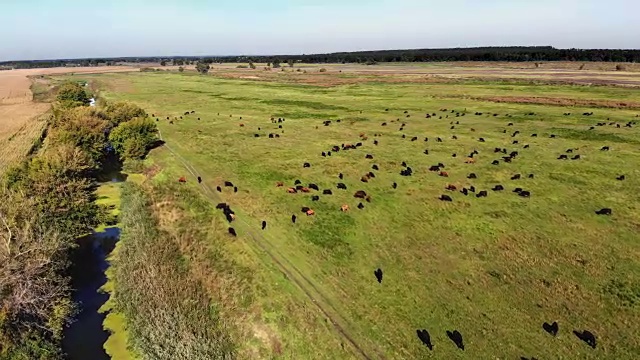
[157,130,376,360]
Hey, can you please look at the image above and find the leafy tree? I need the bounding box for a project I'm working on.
[56,82,90,106]
[178,66,185,72]
[103,101,147,127]
[249,62,256,69]
[195,61,210,74]
[288,59,294,67]
[109,117,158,160]
[50,107,109,164]
[272,59,281,68]
[174,59,184,66]
[160,60,167,66]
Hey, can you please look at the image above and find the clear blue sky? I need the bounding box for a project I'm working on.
[0,0,638,61]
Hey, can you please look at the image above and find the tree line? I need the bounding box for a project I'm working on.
[2,47,639,69]
[0,82,157,358]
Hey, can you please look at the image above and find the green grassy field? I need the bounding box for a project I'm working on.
[78,69,639,359]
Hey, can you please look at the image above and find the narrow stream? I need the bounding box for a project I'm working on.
[63,157,125,360]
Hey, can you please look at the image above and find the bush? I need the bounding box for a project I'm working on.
[103,101,147,127]
[109,117,158,160]
[196,61,210,74]
[616,64,627,71]
[178,66,185,73]
[56,82,90,106]
[319,68,327,72]
[249,62,256,69]
[236,65,248,69]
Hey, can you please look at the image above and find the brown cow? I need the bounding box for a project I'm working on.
[178,176,187,183]
[439,171,449,177]
[287,188,297,193]
[239,123,245,127]
[301,187,311,193]
[306,209,315,216]
[341,204,350,212]
[276,181,284,187]
[465,158,476,164]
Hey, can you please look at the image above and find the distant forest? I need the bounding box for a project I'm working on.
[3,46,639,69]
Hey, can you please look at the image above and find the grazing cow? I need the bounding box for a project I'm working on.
[261,221,267,230]
[461,188,469,196]
[234,186,238,193]
[601,146,610,151]
[354,190,367,199]
[341,204,349,212]
[301,187,311,193]
[469,186,476,192]
[528,174,534,178]
[439,195,453,202]
[452,153,457,158]
[216,186,222,192]
[309,184,319,191]
[550,134,556,138]
[572,155,581,160]
[332,146,340,152]
[429,165,440,172]
[424,137,429,142]
[225,181,234,187]
[361,176,369,183]
[374,268,383,283]
[617,175,625,181]
[228,227,237,237]
[303,162,311,168]
[424,149,429,155]
[295,180,302,185]
[366,154,374,159]
[445,184,457,191]
[508,122,514,126]
[523,144,530,149]
[337,183,347,190]
[543,322,559,337]
[269,134,274,138]
[291,215,297,224]
[465,158,475,164]
[416,329,433,350]
[446,330,465,351]
[339,173,344,179]
[467,173,477,179]
[511,174,521,180]
[513,140,519,144]
[519,191,531,197]
[374,140,379,145]
[311,195,320,201]
[306,209,315,216]
[439,171,449,177]
[437,137,443,142]
[392,182,397,189]
[452,135,458,140]
[558,155,568,160]
[357,203,365,209]
[595,208,612,215]
[479,138,486,142]
[179,176,187,183]
[400,168,413,176]
[492,185,504,191]
[372,164,379,170]
[476,190,488,198]
[401,161,408,167]
[402,134,406,138]
[381,122,387,126]
[411,137,418,141]
[492,160,500,165]
[494,148,502,153]
[573,330,597,349]
[323,189,333,195]
[322,152,326,157]
[287,188,297,193]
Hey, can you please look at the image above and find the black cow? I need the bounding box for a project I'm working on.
[309,184,319,191]
[446,330,464,351]
[617,175,625,181]
[323,189,333,195]
[295,180,302,185]
[339,173,344,179]
[303,162,311,168]
[439,195,453,202]
[374,268,383,283]
[467,173,477,179]
[519,191,531,197]
[261,221,267,230]
[573,330,597,349]
[372,164,379,170]
[601,146,610,151]
[197,176,202,183]
[492,160,500,165]
[354,190,367,199]
[291,215,297,223]
[558,155,568,160]
[228,227,237,237]
[225,181,234,187]
[366,154,374,159]
[311,195,320,201]
[572,155,581,160]
[543,322,559,337]
[492,185,504,191]
[595,208,612,215]
[479,138,486,142]
[476,190,488,198]
[234,186,238,193]
[511,174,521,180]
[392,182,397,189]
[416,329,433,350]
[337,183,347,190]
[216,186,222,192]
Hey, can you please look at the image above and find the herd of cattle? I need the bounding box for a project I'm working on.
[167,106,638,355]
